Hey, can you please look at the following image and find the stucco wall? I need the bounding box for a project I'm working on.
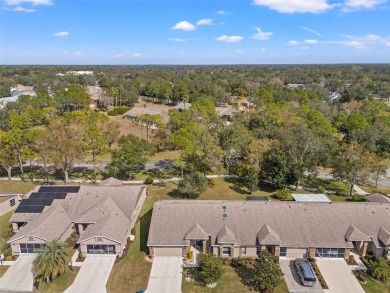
[0,196,18,217]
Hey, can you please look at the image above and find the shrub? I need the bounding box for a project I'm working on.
[252,250,282,292]
[351,194,365,201]
[371,258,390,282]
[107,107,130,116]
[1,230,9,238]
[144,176,154,185]
[274,188,292,200]
[198,253,224,286]
[187,251,193,261]
[317,186,326,193]
[177,172,208,199]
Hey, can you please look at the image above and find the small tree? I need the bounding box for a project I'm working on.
[371,258,390,282]
[177,171,208,199]
[274,188,292,200]
[34,240,70,283]
[252,250,282,292]
[198,253,224,286]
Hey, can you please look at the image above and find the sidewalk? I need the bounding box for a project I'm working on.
[353,185,369,195]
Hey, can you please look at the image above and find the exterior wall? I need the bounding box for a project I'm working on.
[0,196,18,216]
[79,237,121,257]
[10,236,48,256]
[153,247,184,257]
[286,248,307,258]
[59,225,74,242]
[368,241,385,259]
[245,247,257,257]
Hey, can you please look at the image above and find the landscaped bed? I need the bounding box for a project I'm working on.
[308,258,329,289]
[34,267,80,293]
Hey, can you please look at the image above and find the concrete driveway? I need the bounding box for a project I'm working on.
[316,259,364,293]
[146,256,183,293]
[0,255,35,292]
[64,255,116,293]
[279,259,323,293]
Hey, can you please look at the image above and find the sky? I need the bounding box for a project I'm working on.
[0,0,389,64]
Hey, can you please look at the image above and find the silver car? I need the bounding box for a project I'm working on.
[294,259,317,287]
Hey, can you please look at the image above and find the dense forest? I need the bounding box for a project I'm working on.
[0,65,389,196]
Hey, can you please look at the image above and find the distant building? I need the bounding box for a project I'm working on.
[123,107,169,126]
[0,86,36,109]
[56,71,94,76]
[173,102,192,112]
[0,194,21,216]
[287,84,305,89]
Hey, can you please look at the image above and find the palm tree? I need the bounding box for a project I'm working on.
[33,240,70,282]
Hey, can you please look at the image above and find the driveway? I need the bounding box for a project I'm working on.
[316,259,364,293]
[64,255,116,293]
[0,255,35,292]
[279,259,323,293]
[146,256,183,293]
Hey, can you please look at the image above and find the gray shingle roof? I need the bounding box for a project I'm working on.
[366,193,390,203]
[147,200,390,249]
[378,227,390,246]
[217,225,237,244]
[99,177,123,187]
[345,225,371,242]
[257,224,282,245]
[185,223,208,240]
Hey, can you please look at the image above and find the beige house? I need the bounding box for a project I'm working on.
[147,200,390,260]
[0,194,21,216]
[8,179,146,257]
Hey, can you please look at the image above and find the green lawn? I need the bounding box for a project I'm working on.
[0,210,14,253]
[0,180,37,194]
[359,276,390,293]
[0,266,10,278]
[36,267,80,293]
[151,150,181,161]
[182,266,288,293]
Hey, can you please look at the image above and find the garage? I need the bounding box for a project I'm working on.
[154,247,183,257]
[285,248,308,258]
[19,243,45,253]
[86,244,116,255]
[315,248,345,258]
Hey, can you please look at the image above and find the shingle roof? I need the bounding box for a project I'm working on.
[185,223,208,240]
[257,224,282,245]
[123,107,169,123]
[99,177,123,187]
[366,193,390,203]
[8,204,72,242]
[217,225,237,244]
[345,225,371,242]
[173,102,191,110]
[378,227,390,246]
[147,201,390,249]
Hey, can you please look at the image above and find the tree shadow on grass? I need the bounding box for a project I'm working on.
[233,264,256,291]
[224,177,251,195]
[167,189,191,199]
[140,208,153,254]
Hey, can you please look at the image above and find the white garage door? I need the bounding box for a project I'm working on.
[286,248,307,258]
[154,247,183,257]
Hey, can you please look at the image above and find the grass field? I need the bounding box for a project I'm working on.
[36,267,80,293]
[0,180,37,194]
[0,210,14,253]
[0,266,10,278]
[358,276,390,293]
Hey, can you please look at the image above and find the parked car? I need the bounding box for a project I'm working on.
[294,259,317,287]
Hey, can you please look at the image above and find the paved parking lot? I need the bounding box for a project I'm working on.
[0,255,35,292]
[64,255,116,293]
[316,259,364,293]
[146,256,183,293]
[280,259,324,293]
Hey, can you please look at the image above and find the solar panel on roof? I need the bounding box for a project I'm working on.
[19,198,54,206]
[15,205,45,213]
[29,192,67,199]
[38,186,80,193]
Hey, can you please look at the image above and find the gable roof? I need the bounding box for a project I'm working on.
[185,223,208,240]
[217,225,237,244]
[8,204,72,243]
[366,193,390,203]
[99,177,123,187]
[378,227,390,246]
[257,224,282,245]
[345,225,371,242]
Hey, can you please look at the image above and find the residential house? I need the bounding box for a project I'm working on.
[173,102,191,112]
[366,193,390,204]
[147,200,390,260]
[8,180,146,257]
[123,107,169,126]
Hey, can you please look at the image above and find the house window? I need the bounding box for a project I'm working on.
[241,247,247,255]
[256,246,261,256]
[86,244,116,254]
[10,198,16,207]
[279,247,287,257]
[222,247,231,256]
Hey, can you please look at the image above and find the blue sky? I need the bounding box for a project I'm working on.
[1,0,389,64]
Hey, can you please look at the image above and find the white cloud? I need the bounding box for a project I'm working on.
[305,39,318,44]
[53,31,69,37]
[167,38,186,42]
[196,19,213,25]
[386,42,390,47]
[217,10,229,15]
[4,0,52,5]
[301,26,323,37]
[288,40,300,46]
[12,6,35,12]
[345,41,366,49]
[252,28,273,40]
[253,0,332,13]
[132,53,142,58]
[344,0,385,10]
[300,46,310,50]
[215,35,243,43]
[172,21,196,31]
